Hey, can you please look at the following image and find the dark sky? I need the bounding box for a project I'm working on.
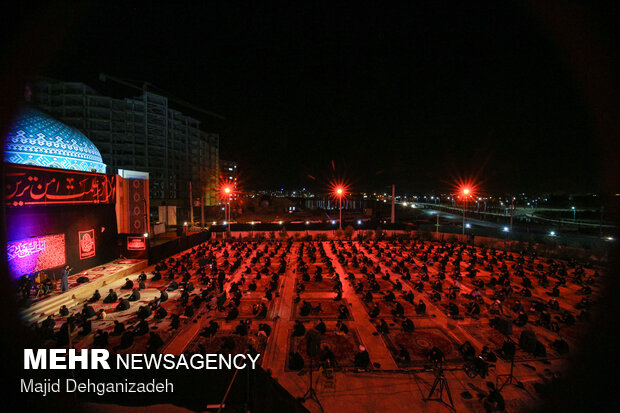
[25,2,619,194]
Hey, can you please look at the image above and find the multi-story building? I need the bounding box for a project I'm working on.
[219,159,238,200]
[33,79,220,223]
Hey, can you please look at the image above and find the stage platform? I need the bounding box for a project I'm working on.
[21,258,148,323]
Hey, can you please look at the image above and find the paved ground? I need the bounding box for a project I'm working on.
[31,236,603,412]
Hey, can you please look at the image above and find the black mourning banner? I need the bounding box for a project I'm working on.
[5,163,115,207]
[128,179,147,234]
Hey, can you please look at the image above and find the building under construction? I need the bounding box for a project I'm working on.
[32,77,221,225]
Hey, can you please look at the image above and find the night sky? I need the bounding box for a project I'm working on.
[23,2,618,194]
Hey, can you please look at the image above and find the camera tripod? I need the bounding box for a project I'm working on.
[298,356,324,412]
[498,352,524,390]
[425,362,455,411]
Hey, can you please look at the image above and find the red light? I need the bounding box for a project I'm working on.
[223,186,232,194]
[462,188,470,195]
[336,187,343,195]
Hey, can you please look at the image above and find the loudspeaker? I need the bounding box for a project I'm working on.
[305,328,322,358]
[494,317,512,336]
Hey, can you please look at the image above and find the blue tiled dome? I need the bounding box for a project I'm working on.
[4,107,106,173]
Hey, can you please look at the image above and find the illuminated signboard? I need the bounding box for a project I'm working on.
[7,234,66,278]
[127,236,146,251]
[79,229,96,259]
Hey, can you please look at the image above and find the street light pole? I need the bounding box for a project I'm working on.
[339,195,342,230]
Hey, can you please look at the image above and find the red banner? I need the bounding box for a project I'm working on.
[5,164,115,207]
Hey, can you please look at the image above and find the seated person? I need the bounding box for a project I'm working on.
[293,320,306,337]
[402,317,415,333]
[146,332,164,354]
[314,319,327,334]
[391,301,405,318]
[167,281,179,291]
[59,305,69,317]
[466,301,481,317]
[369,303,380,318]
[93,330,108,348]
[459,341,476,360]
[560,310,575,325]
[78,319,92,336]
[137,305,152,320]
[121,278,134,290]
[447,302,460,318]
[258,323,272,337]
[201,320,220,338]
[111,320,125,335]
[255,303,267,319]
[235,319,250,336]
[311,303,324,314]
[396,346,411,363]
[154,306,168,319]
[82,303,96,319]
[298,300,313,317]
[480,345,497,363]
[320,344,337,367]
[138,272,147,282]
[338,304,349,320]
[116,298,130,312]
[88,290,101,303]
[159,290,169,302]
[376,318,390,334]
[415,300,426,315]
[289,351,304,371]
[225,306,239,321]
[128,288,141,302]
[482,382,505,413]
[353,345,370,369]
[336,320,349,335]
[427,346,445,365]
[103,289,118,303]
[133,319,149,336]
[514,311,528,327]
[113,330,135,351]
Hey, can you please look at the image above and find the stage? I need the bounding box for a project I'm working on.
[21,258,148,324]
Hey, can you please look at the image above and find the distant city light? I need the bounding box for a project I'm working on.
[223,221,227,225]
[465,223,471,228]
[331,220,336,224]
[607,236,614,241]
[143,233,149,238]
[278,221,283,225]
[357,220,362,225]
[549,231,556,236]
[503,227,509,232]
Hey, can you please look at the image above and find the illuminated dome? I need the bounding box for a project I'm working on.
[4,107,106,173]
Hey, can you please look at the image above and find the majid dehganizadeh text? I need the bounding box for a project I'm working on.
[21,349,261,396]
